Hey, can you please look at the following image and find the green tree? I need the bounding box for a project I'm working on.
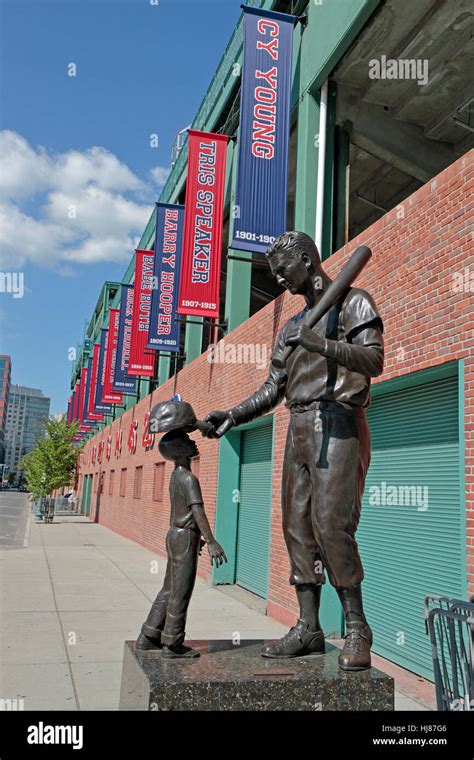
[20,417,80,498]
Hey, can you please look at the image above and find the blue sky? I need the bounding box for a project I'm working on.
[0,0,245,414]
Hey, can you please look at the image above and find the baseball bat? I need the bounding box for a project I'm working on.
[272,245,372,369]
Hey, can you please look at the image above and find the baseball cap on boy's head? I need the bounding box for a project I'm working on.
[148,400,212,435]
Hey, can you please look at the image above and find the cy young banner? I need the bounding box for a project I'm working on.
[147,202,184,353]
[232,6,295,254]
[178,130,228,318]
[129,250,155,377]
[113,285,137,393]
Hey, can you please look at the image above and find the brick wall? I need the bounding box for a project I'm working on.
[78,151,474,624]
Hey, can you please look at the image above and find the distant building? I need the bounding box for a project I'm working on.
[5,385,50,476]
[0,355,11,468]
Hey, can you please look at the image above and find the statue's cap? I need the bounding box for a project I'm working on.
[148,400,211,435]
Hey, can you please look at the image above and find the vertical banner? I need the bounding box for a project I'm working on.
[103,324,123,404]
[231,6,295,254]
[147,203,184,352]
[85,357,104,422]
[87,348,106,419]
[78,367,88,422]
[93,339,112,415]
[129,250,155,377]
[178,130,228,318]
[113,285,137,393]
[98,329,122,404]
[72,381,80,421]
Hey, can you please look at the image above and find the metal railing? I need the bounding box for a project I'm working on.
[424,594,474,711]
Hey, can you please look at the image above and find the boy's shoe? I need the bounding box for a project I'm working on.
[162,643,201,659]
[135,631,162,651]
[261,619,325,658]
[338,622,372,671]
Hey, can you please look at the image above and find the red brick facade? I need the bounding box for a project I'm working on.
[78,152,474,624]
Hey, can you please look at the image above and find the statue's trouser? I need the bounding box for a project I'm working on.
[282,401,370,591]
[141,526,200,646]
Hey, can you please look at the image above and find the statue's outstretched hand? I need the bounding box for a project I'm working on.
[203,410,234,438]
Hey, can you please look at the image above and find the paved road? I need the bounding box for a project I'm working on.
[0,491,31,549]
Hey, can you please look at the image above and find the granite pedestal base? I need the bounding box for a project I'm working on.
[119,639,394,711]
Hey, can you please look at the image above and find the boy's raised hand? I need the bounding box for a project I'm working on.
[207,540,227,566]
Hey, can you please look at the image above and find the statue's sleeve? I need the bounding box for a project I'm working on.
[183,471,204,507]
[320,289,384,377]
[228,327,288,426]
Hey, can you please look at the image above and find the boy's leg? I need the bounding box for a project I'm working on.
[136,533,173,649]
[161,527,200,658]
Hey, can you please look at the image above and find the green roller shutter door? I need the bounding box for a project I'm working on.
[236,423,273,598]
[358,372,463,679]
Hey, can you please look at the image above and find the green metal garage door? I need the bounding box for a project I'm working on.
[358,367,464,679]
[235,423,273,598]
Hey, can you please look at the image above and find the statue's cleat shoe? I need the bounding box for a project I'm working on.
[162,643,201,659]
[261,619,325,658]
[338,623,373,671]
[135,631,163,651]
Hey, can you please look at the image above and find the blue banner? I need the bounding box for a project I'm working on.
[232,6,295,254]
[147,202,184,353]
[94,331,112,414]
[112,285,137,393]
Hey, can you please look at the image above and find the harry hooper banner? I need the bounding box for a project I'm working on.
[147,202,184,353]
[113,285,136,393]
[178,129,228,319]
[231,6,295,254]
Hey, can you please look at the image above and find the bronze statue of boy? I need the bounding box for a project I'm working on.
[136,400,227,659]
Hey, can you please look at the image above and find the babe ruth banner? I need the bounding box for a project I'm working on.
[147,202,184,352]
[103,320,123,404]
[129,249,155,376]
[113,285,137,393]
[98,329,122,404]
[178,129,228,318]
[231,6,295,254]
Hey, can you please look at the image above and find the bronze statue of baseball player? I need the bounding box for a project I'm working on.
[204,231,384,671]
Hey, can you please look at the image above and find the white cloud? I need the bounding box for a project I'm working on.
[0,130,162,269]
[149,165,170,188]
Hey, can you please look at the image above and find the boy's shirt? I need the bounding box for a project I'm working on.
[169,466,203,530]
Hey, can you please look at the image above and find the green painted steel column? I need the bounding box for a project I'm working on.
[224,133,252,333]
[158,355,171,386]
[184,319,203,365]
[294,89,319,236]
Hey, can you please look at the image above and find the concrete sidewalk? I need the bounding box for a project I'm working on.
[0,502,435,711]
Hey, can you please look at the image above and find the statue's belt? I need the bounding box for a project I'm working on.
[287,400,366,418]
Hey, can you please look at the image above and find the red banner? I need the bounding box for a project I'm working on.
[103,322,123,403]
[178,129,228,318]
[87,344,105,421]
[129,249,155,377]
[78,367,87,422]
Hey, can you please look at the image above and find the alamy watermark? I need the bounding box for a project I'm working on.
[207,342,269,371]
[369,55,429,86]
[0,272,24,299]
[369,481,429,512]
